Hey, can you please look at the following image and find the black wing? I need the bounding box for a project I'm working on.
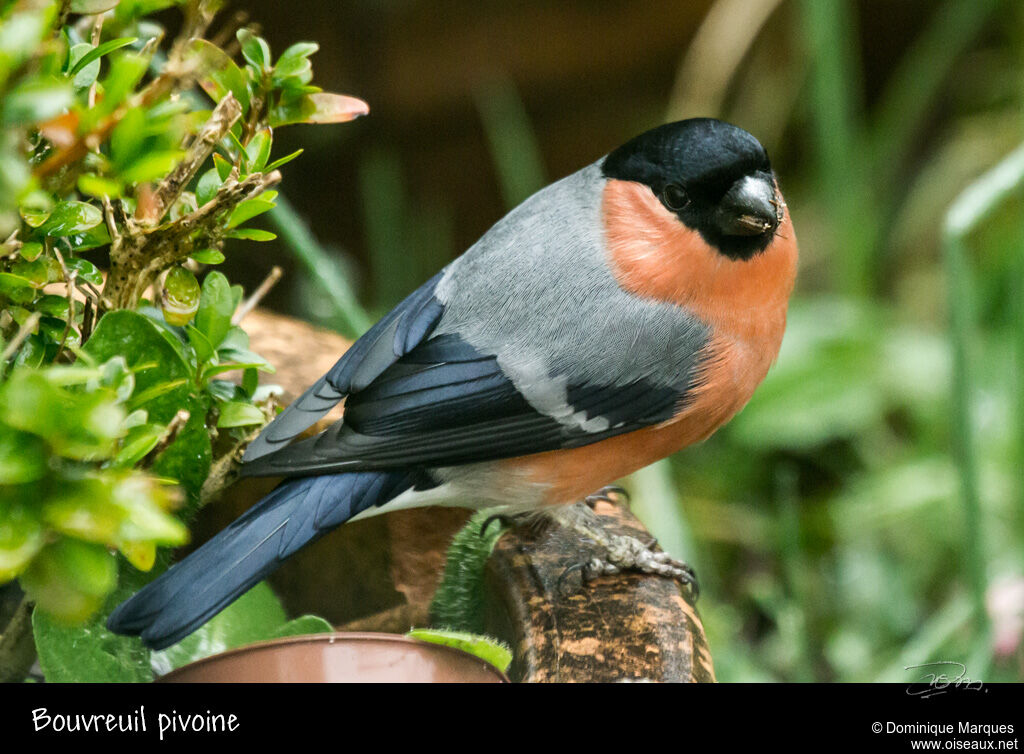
[242,270,446,463]
[240,331,698,477]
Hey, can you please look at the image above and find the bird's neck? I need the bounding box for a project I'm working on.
[601,178,798,348]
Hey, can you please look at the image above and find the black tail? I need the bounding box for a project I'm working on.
[107,470,414,650]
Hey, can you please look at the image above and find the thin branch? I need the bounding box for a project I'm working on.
[1,230,19,259]
[87,14,104,109]
[102,169,280,311]
[81,298,95,343]
[144,93,243,226]
[210,9,249,48]
[232,265,282,324]
[35,51,203,181]
[199,422,266,508]
[49,243,77,363]
[142,409,191,468]
[79,278,112,311]
[0,597,36,684]
[1,312,42,363]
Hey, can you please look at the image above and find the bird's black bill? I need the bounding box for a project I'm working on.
[715,173,780,238]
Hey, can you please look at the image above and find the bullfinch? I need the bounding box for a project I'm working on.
[108,117,798,649]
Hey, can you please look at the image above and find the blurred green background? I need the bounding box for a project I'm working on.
[221,0,1024,682]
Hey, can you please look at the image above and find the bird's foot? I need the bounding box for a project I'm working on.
[478,509,551,539]
[558,535,699,597]
[553,503,698,597]
[584,484,630,509]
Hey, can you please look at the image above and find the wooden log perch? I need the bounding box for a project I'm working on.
[193,307,715,682]
[483,502,714,682]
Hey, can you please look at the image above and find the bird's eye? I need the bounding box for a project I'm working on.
[661,183,689,211]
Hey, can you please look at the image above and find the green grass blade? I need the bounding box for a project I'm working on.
[267,194,372,338]
[473,76,546,210]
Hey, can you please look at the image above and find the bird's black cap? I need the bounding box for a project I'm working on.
[602,118,780,260]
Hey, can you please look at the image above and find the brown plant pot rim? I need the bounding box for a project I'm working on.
[156,631,510,683]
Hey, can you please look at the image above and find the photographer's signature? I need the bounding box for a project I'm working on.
[905,661,985,698]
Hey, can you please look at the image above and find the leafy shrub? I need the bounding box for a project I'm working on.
[0,0,366,681]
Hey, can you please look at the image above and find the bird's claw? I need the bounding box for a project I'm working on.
[556,561,594,594]
[584,485,631,509]
[479,512,515,537]
[478,510,551,539]
[557,533,699,598]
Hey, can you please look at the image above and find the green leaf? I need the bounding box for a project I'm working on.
[242,367,258,397]
[2,78,74,126]
[226,228,276,241]
[64,256,104,286]
[33,575,153,683]
[39,201,103,236]
[0,502,45,581]
[67,42,101,89]
[96,356,136,403]
[113,0,175,20]
[121,150,184,183]
[13,334,46,369]
[245,128,273,172]
[216,344,272,372]
[226,128,247,166]
[237,29,271,71]
[68,37,137,77]
[0,5,56,63]
[185,324,215,364]
[216,324,249,351]
[94,53,148,119]
[111,474,187,546]
[34,294,69,318]
[11,257,58,286]
[112,422,164,467]
[22,539,117,623]
[0,273,38,303]
[195,271,234,349]
[0,426,48,485]
[272,42,317,84]
[65,223,112,252]
[270,614,334,639]
[77,174,124,198]
[227,198,275,228]
[151,396,211,501]
[110,106,145,169]
[186,39,250,112]
[195,167,221,205]
[125,378,188,410]
[20,208,51,229]
[206,379,244,403]
[190,248,225,264]
[202,362,268,381]
[264,148,303,172]
[18,241,44,261]
[84,311,191,424]
[161,265,200,326]
[150,582,287,675]
[216,400,264,428]
[213,152,233,181]
[70,0,121,13]
[42,479,123,542]
[0,372,124,459]
[38,316,80,350]
[406,628,512,673]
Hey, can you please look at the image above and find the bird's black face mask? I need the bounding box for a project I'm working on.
[602,118,781,261]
